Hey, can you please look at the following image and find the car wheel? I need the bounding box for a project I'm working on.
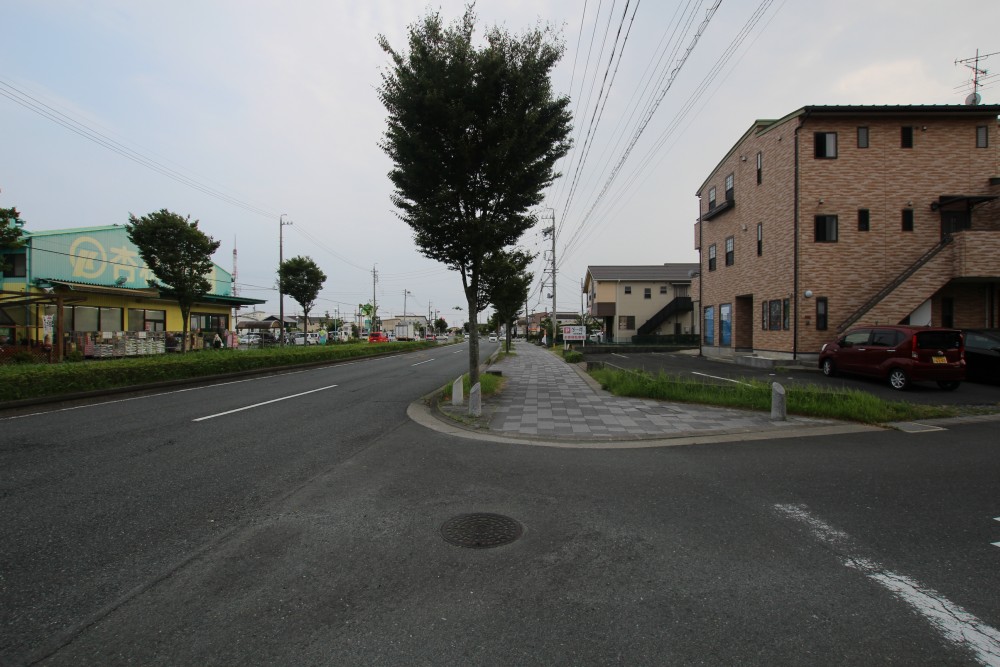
[936,381,961,391]
[888,368,910,390]
[821,358,836,377]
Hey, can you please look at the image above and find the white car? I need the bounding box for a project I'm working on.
[488,334,498,342]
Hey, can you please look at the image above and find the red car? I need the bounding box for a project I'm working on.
[818,325,965,390]
[368,331,389,343]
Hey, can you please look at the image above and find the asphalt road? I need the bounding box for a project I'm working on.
[2,342,999,665]
[584,350,1000,406]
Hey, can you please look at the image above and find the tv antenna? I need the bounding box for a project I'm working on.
[955,49,998,104]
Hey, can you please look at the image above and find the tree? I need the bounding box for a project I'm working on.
[1,206,25,274]
[434,317,448,334]
[279,256,326,334]
[377,5,572,388]
[127,209,220,353]
[484,249,533,353]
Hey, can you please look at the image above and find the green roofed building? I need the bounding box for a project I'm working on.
[0,223,264,361]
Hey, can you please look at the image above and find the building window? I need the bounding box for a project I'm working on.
[782,298,790,330]
[659,285,667,294]
[725,173,734,202]
[190,313,228,332]
[858,209,870,232]
[814,132,837,158]
[816,297,828,331]
[643,287,651,300]
[708,186,717,210]
[857,126,869,148]
[901,126,914,149]
[708,244,717,271]
[976,126,988,148]
[704,306,715,346]
[761,301,768,330]
[725,236,734,266]
[719,304,732,346]
[814,215,838,242]
[756,223,763,256]
[756,152,762,185]
[624,285,631,295]
[902,209,914,232]
[769,300,782,331]
[618,315,635,331]
[68,305,123,332]
[2,253,26,277]
[128,308,166,332]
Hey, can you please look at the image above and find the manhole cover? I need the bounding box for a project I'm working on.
[440,513,523,549]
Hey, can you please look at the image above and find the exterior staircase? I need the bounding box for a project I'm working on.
[637,296,693,335]
[836,238,952,332]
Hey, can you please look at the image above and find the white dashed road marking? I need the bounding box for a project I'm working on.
[193,385,338,422]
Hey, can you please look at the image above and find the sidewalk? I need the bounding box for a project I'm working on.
[415,342,874,448]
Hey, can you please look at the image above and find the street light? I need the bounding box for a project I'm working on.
[278,213,292,346]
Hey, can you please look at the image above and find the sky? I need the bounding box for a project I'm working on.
[2,0,998,328]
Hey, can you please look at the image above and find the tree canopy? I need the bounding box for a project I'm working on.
[127,209,220,353]
[1,206,25,274]
[377,4,572,388]
[279,256,327,332]
[484,249,534,352]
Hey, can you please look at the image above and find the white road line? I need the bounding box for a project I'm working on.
[611,353,629,359]
[775,503,1000,666]
[193,384,338,422]
[691,371,752,386]
[411,358,435,366]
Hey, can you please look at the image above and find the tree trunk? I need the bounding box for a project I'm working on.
[466,293,479,389]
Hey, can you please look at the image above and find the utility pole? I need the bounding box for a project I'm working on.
[278,214,292,346]
[372,265,378,332]
[541,207,556,347]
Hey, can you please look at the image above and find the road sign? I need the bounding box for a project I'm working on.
[562,325,586,341]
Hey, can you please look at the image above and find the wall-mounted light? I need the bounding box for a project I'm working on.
[818,199,824,205]
[907,200,913,207]
[741,223,748,232]
[804,290,814,298]
[740,155,747,162]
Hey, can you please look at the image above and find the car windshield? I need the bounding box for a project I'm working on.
[915,331,962,349]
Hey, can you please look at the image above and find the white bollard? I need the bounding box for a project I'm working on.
[771,382,786,421]
[469,382,482,417]
[452,376,464,406]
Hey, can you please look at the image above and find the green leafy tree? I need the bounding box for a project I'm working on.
[1,206,26,274]
[377,5,572,388]
[279,256,326,335]
[434,317,448,334]
[485,249,533,352]
[127,209,220,353]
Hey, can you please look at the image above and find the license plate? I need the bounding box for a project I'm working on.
[932,356,947,364]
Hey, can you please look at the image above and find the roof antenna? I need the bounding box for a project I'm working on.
[955,49,998,105]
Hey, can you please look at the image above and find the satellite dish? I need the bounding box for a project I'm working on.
[965,92,981,106]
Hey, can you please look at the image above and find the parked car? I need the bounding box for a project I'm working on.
[291,332,321,345]
[818,325,965,390]
[962,329,1000,383]
[368,331,389,343]
[435,334,449,341]
[488,334,498,342]
[238,333,262,346]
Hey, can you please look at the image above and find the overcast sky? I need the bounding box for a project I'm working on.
[3,1,997,327]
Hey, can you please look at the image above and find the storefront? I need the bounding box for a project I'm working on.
[0,224,264,362]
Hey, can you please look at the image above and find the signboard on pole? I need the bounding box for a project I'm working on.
[562,325,586,341]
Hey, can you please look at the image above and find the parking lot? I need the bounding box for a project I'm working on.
[583,349,1000,407]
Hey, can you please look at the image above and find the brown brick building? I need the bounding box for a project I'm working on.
[695,104,1000,362]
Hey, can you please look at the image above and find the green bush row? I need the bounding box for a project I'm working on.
[0,341,435,402]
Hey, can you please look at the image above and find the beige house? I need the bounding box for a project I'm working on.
[583,265,699,343]
[695,104,1000,362]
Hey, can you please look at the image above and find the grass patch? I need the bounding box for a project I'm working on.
[589,367,959,424]
[0,341,435,403]
[440,371,504,401]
